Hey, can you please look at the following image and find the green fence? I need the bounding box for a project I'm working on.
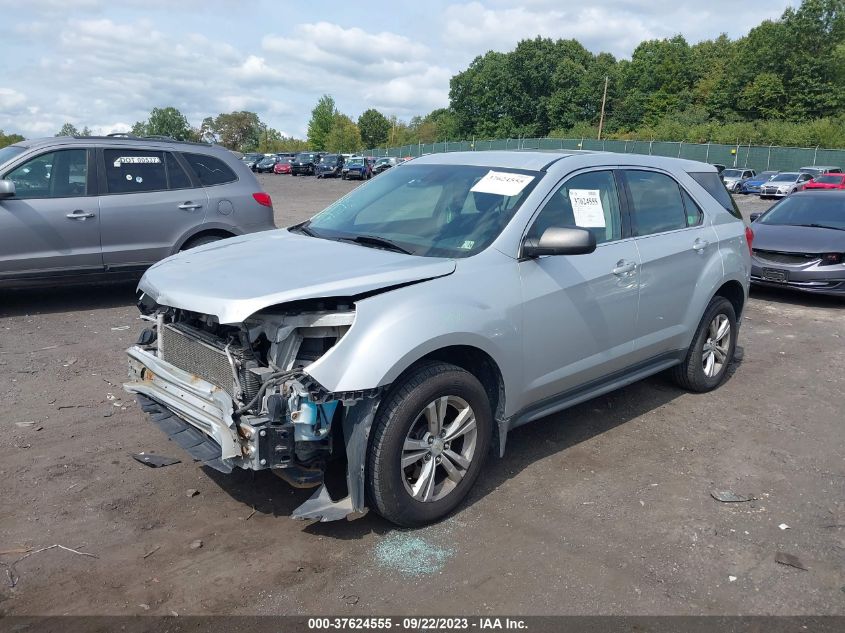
[365,138,845,173]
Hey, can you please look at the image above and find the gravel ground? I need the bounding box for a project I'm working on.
[0,173,842,616]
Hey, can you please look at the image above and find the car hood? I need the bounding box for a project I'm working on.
[752,223,845,254]
[139,229,456,324]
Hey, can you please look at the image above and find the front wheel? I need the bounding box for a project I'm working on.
[670,296,737,392]
[367,361,493,527]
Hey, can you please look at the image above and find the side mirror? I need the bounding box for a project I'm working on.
[0,179,15,199]
[523,227,597,258]
[749,213,761,222]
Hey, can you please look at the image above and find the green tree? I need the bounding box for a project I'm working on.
[0,130,25,148]
[307,95,337,150]
[357,108,390,148]
[258,127,309,153]
[324,114,361,153]
[57,122,79,136]
[202,111,262,151]
[132,106,193,140]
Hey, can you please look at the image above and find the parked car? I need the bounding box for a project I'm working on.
[273,157,293,175]
[341,156,372,180]
[711,163,726,175]
[721,168,756,193]
[739,171,779,194]
[799,165,842,177]
[760,172,814,199]
[242,153,264,171]
[749,191,845,296]
[315,154,345,178]
[0,136,276,288]
[255,155,281,174]
[123,150,750,527]
[803,173,845,190]
[291,152,318,176]
[373,157,399,174]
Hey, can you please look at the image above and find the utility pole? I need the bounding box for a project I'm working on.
[597,75,609,141]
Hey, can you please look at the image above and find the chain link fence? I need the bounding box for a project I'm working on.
[365,138,845,172]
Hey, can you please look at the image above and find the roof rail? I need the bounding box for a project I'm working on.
[67,133,213,147]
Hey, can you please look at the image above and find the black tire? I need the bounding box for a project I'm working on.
[180,233,227,251]
[670,296,737,393]
[367,361,493,527]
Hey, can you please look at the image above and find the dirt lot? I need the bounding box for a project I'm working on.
[0,174,842,616]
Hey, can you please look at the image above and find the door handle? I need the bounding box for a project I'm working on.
[66,210,95,220]
[612,260,637,276]
[178,202,203,210]
[693,238,709,252]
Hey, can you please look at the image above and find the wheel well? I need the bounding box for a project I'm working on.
[180,229,235,249]
[714,280,745,319]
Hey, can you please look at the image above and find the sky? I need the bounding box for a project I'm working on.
[0,0,800,140]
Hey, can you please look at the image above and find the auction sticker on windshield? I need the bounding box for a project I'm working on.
[569,189,606,227]
[471,171,534,196]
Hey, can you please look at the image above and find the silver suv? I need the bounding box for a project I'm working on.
[124,151,751,527]
[0,135,276,288]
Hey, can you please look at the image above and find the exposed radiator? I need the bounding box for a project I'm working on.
[160,323,261,402]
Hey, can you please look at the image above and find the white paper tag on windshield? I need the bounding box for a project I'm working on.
[470,170,534,197]
[568,189,606,227]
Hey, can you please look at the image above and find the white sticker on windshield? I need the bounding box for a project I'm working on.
[568,189,606,228]
[113,156,161,168]
[470,170,534,197]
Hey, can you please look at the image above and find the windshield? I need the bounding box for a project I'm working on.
[302,163,541,258]
[772,173,797,182]
[722,169,743,178]
[295,153,314,162]
[348,158,364,166]
[376,158,391,165]
[758,196,845,229]
[321,155,338,163]
[757,171,778,180]
[0,145,26,167]
[815,174,844,184]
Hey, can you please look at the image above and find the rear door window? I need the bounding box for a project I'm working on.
[104,149,167,194]
[687,171,742,219]
[165,152,193,189]
[181,153,237,186]
[623,170,687,236]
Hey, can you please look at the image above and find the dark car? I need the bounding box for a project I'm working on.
[749,191,845,296]
[242,153,265,172]
[373,157,399,175]
[291,152,318,176]
[315,154,344,178]
[255,155,281,173]
[341,156,372,180]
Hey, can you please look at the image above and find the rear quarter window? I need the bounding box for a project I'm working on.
[687,171,742,220]
[182,153,238,186]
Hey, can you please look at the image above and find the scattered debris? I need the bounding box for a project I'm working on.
[779,523,790,530]
[0,548,32,556]
[143,545,161,559]
[1,544,98,588]
[15,421,42,431]
[132,453,180,468]
[102,409,114,418]
[374,533,454,577]
[728,576,737,582]
[139,603,150,611]
[189,540,203,550]
[186,489,200,498]
[111,325,131,331]
[245,508,256,521]
[342,594,360,605]
[711,490,756,503]
[296,566,304,572]
[775,551,807,571]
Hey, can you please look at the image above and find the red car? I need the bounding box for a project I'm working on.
[273,158,292,175]
[804,173,845,190]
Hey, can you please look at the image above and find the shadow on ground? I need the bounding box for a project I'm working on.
[0,281,139,318]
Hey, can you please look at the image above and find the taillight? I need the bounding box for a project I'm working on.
[820,253,843,266]
[253,192,272,208]
[745,226,754,256]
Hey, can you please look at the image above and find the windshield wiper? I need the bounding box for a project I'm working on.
[795,223,845,232]
[289,222,318,237]
[338,234,413,254]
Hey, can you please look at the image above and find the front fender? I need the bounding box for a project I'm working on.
[305,252,525,416]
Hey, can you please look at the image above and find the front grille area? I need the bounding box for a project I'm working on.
[753,249,819,266]
[161,323,260,401]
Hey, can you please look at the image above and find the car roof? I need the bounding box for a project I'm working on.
[800,165,840,169]
[791,189,845,197]
[11,135,229,156]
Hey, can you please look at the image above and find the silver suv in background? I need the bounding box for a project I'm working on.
[125,151,751,527]
[0,135,276,288]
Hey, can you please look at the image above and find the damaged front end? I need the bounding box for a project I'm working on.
[124,295,379,521]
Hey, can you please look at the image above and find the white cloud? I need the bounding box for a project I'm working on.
[0,88,26,110]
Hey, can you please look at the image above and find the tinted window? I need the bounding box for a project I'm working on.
[688,171,742,219]
[681,189,703,227]
[5,149,88,199]
[815,174,845,184]
[104,149,166,194]
[625,170,687,236]
[757,195,845,230]
[165,152,192,189]
[182,153,237,186]
[0,145,26,166]
[527,170,622,245]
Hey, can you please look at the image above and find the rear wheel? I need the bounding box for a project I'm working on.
[671,296,737,392]
[367,361,492,527]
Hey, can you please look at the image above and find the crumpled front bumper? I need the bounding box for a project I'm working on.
[124,346,245,465]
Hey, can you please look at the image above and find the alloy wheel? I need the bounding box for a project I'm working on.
[702,314,731,378]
